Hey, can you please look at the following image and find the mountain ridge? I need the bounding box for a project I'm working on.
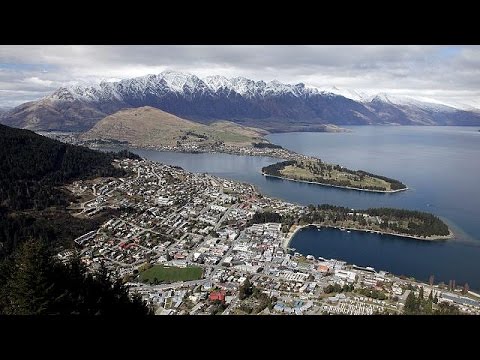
[2,70,480,132]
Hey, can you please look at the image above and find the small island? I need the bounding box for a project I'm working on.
[262,159,407,193]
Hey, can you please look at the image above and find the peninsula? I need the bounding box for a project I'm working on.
[50,107,405,194]
[262,159,407,193]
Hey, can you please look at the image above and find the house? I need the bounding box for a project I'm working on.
[317,264,331,273]
[209,290,226,303]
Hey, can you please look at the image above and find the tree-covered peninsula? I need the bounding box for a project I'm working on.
[278,204,451,240]
[262,159,407,193]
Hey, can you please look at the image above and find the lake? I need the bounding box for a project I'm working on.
[292,227,480,288]
[127,126,480,289]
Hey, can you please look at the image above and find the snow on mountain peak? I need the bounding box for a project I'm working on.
[319,86,374,102]
[46,71,336,102]
[204,75,230,92]
[372,93,392,103]
[158,70,204,93]
[44,71,477,112]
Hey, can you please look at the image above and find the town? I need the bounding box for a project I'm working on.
[37,131,303,161]
[63,158,480,315]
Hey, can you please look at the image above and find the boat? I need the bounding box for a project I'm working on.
[340,228,346,231]
[347,230,351,233]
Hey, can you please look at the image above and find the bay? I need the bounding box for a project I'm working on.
[123,126,480,289]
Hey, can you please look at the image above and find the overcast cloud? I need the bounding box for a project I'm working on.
[0,45,479,109]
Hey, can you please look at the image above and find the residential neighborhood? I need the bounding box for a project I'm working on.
[65,158,480,315]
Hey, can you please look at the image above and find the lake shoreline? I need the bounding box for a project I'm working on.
[283,224,454,250]
[262,173,408,194]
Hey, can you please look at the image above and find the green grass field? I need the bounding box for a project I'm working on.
[139,265,203,284]
[281,162,392,191]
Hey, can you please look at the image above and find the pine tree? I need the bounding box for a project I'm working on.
[424,297,433,314]
[0,240,152,315]
[3,239,55,314]
[404,291,417,315]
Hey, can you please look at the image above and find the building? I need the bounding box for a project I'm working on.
[317,264,331,273]
[335,269,357,283]
[209,290,226,303]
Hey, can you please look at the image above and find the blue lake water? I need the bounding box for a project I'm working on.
[127,126,480,289]
[292,227,480,288]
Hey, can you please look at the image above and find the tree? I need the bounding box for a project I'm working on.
[463,283,470,295]
[0,240,152,315]
[323,285,334,294]
[435,302,460,315]
[1,240,55,314]
[239,277,253,300]
[424,298,433,314]
[404,292,417,314]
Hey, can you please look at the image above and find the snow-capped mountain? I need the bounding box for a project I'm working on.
[319,86,375,103]
[49,71,320,102]
[2,70,480,132]
[321,86,480,112]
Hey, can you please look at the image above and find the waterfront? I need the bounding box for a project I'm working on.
[290,227,480,289]
[126,126,480,289]
[267,126,480,243]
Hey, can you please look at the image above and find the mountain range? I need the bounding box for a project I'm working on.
[1,70,480,132]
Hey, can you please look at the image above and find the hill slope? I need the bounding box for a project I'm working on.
[0,123,139,257]
[81,106,269,148]
[3,71,480,132]
[0,98,108,131]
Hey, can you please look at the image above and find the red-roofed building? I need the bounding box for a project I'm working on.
[209,290,226,303]
[317,264,331,273]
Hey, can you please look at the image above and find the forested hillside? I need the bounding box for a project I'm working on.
[0,124,141,257]
[0,124,138,210]
[0,124,150,315]
[0,240,152,315]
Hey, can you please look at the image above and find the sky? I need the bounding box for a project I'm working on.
[0,45,479,109]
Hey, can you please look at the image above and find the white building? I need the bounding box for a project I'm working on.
[335,269,357,283]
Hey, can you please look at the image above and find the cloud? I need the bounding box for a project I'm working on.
[23,77,54,87]
[0,45,479,108]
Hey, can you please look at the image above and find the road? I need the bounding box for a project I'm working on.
[134,279,209,291]
[222,295,240,315]
[214,204,237,230]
